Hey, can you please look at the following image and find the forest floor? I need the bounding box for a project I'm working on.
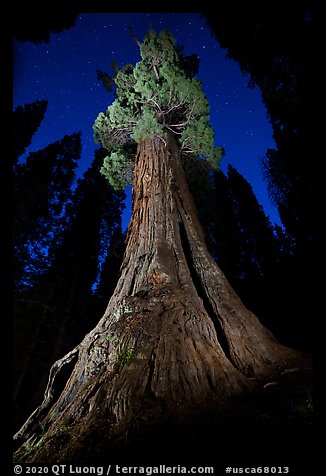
[97,364,314,475]
[14,360,314,474]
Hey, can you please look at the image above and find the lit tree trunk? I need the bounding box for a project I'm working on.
[14,133,305,462]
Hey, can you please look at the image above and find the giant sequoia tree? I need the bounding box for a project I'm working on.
[14,29,307,463]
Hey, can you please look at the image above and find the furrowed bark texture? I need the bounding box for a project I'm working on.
[14,134,305,463]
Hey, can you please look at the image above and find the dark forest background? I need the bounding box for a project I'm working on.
[12,3,317,434]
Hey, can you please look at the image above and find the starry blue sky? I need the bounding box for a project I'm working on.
[13,12,279,230]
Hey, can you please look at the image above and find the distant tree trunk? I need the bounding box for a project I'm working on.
[14,133,305,463]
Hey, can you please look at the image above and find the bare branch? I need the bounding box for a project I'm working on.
[148,97,162,112]
[157,135,167,146]
[165,126,184,135]
[152,64,160,81]
[167,121,189,128]
[163,101,184,115]
[128,26,141,47]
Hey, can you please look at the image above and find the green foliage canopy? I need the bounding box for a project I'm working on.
[93,29,223,190]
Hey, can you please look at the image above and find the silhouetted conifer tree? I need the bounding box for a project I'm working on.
[226,164,278,283]
[201,165,284,329]
[203,4,316,242]
[13,6,78,43]
[13,100,48,164]
[92,224,126,318]
[203,3,316,351]
[14,148,125,431]
[13,133,81,291]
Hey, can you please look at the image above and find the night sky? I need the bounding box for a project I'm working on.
[13,12,279,231]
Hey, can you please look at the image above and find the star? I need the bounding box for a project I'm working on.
[13,11,280,228]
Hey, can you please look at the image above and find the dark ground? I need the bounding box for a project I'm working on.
[66,362,314,474]
[13,361,314,475]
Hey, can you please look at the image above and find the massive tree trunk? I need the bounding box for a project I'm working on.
[14,133,306,463]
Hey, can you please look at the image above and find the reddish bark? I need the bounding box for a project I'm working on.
[14,133,307,463]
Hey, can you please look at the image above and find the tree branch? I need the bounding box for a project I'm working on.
[165,125,184,135]
[128,26,141,47]
[152,64,160,81]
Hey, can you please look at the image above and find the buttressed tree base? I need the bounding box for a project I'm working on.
[14,29,309,464]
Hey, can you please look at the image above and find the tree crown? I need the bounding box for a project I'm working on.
[93,28,223,190]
